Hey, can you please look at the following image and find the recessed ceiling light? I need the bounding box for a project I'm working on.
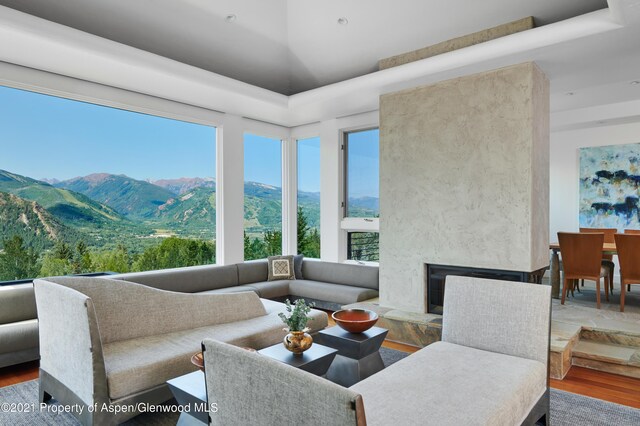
[337,17,349,25]
[631,81,640,85]
[225,14,237,23]
[565,92,574,96]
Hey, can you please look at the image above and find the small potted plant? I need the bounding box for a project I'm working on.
[278,299,315,354]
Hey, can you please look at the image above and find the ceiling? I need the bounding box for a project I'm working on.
[0,0,608,95]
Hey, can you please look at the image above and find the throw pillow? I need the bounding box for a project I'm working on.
[293,254,304,279]
[267,255,296,281]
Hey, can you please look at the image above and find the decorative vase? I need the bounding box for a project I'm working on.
[283,330,313,354]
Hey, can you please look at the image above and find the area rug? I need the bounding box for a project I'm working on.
[1,348,638,425]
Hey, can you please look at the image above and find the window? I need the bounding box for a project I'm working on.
[344,128,380,218]
[243,133,283,260]
[297,137,320,258]
[0,85,217,282]
[343,128,379,262]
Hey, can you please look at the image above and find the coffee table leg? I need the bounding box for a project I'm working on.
[177,411,207,426]
[327,352,385,387]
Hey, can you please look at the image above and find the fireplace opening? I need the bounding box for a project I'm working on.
[425,263,547,314]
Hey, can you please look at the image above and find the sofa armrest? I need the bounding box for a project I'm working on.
[33,279,108,406]
[0,283,37,324]
[203,339,364,426]
[38,276,267,344]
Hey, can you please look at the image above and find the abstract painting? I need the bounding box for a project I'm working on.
[579,143,640,230]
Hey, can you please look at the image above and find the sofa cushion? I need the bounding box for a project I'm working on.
[0,319,39,354]
[199,286,258,295]
[0,284,37,324]
[103,300,328,400]
[302,261,378,290]
[244,281,291,299]
[293,254,304,279]
[351,341,546,426]
[267,256,295,281]
[237,260,268,284]
[288,280,379,304]
[112,264,239,293]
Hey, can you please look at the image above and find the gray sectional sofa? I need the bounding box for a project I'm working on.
[0,283,39,368]
[0,259,378,370]
[113,259,380,310]
[34,275,329,425]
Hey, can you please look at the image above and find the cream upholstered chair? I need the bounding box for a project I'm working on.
[203,276,551,426]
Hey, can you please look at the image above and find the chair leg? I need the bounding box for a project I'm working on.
[621,279,626,312]
[605,275,609,302]
[610,269,614,294]
[561,277,569,305]
[581,279,584,287]
[570,279,574,297]
[575,279,581,293]
[595,278,601,309]
[628,284,631,292]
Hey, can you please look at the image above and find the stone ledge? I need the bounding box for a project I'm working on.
[342,301,441,348]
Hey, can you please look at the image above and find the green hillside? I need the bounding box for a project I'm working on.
[153,186,217,239]
[0,169,124,226]
[56,173,175,219]
[0,191,83,251]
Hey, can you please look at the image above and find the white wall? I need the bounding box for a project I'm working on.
[550,121,640,238]
[550,121,640,277]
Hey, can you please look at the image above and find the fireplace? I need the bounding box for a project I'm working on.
[425,263,547,314]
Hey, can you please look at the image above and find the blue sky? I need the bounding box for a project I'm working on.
[0,85,379,196]
[0,85,216,181]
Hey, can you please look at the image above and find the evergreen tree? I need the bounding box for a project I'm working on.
[263,230,282,257]
[297,207,320,258]
[0,236,40,281]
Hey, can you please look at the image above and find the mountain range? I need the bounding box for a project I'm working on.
[0,169,378,251]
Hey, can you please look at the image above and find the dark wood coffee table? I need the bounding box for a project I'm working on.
[315,326,388,386]
[258,342,338,376]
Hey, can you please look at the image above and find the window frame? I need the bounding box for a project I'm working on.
[295,135,322,258]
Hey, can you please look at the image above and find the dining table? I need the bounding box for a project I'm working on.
[548,242,617,299]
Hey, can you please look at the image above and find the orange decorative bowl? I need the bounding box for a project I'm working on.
[332,309,378,333]
[191,352,205,371]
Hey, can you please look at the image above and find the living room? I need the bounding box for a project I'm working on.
[1,1,640,425]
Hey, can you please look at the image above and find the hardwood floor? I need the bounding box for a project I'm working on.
[0,360,38,388]
[550,366,640,409]
[1,329,638,412]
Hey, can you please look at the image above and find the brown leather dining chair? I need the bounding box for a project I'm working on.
[614,233,640,312]
[558,232,610,309]
[623,229,640,291]
[580,227,616,293]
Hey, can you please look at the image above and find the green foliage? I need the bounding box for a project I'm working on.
[0,236,40,281]
[278,299,315,332]
[132,237,215,271]
[297,207,320,258]
[92,244,132,273]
